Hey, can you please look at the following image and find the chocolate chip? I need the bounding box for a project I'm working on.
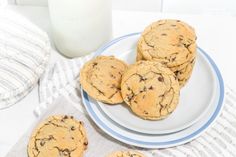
[71,137,74,140]
[172,57,176,61]
[49,135,54,140]
[110,74,116,79]
[158,76,164,82]
[171,24,176,27]
[161,33,167,36]
[111,65,116,69]
[134,100,137,103]
[84,141,88,146]
[127,95,134,101]
[184,43,191,48]
[139,76,147,82]
[63,115,68,119]
[161,61,167,65]
[174,71,179,75]
[149,86,153,90]
[144,111,148,115]
[70,116,74,119]
[40,141,45,146]
[177,20,180,22]
[71,126,75,131]
[62,149,70,156]
[92,62,98,67]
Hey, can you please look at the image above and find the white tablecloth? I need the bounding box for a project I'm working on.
[1,5,236,157]
[5,88,236,157]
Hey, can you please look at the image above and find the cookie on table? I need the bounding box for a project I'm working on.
[106,150,146,157]
[121,61,180,120]
[80,56,128,104]
[28,115,88,157]
[137,19,197,87]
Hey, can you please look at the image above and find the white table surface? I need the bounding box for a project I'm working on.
[1,5,236,157]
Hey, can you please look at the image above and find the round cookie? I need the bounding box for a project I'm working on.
[28,115,88,157]
[137,19,197,87]
[106,150,146,157]
[137,19,196,67]
[80,56,128,104]
[121,61,180,120]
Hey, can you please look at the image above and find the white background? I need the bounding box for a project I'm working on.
[1,0,236,15]
[0,1,236,157]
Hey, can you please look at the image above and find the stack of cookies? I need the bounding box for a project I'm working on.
[80,19,197,121]
[137,19,197,87]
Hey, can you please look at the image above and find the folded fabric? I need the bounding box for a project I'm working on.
[0,9,50,109]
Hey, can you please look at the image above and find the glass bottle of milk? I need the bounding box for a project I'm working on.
[48,0,112,58]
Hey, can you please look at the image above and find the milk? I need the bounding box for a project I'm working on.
[48,0,112,57]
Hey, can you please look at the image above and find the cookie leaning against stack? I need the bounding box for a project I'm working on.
[28,115,88,157]
[121,61,180,120]
[137,19,197,87]
[80,56,128,104]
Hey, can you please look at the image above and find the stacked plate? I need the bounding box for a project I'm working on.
[81,33,224,148]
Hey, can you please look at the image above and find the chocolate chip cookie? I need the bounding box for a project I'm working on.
[28,115,88,157]
[121,61,180,120]
[106,150,146,157]
[80,56,128,104]
[137,19,197,87]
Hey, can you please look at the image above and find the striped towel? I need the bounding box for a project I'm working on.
[0,9,50,109]
[38,52,236,157]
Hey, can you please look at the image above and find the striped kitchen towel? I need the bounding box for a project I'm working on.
[37,52,236,157]
[0,9,50,109]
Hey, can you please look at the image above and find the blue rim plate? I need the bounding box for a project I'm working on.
[81,33,224,148]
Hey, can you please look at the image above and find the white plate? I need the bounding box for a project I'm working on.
[81,33,224,148]
[97,33,216,134]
